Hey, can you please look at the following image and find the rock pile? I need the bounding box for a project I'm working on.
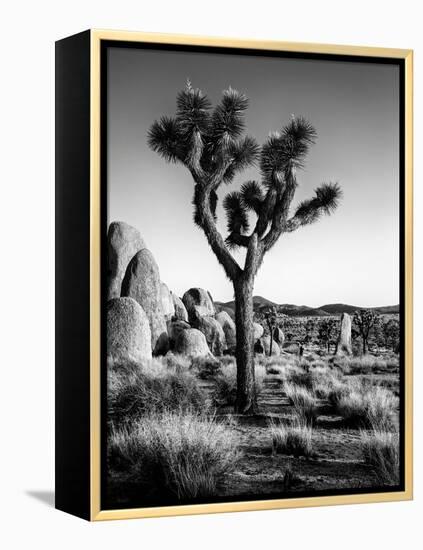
[106,221,243,366]
[105,221,273,366]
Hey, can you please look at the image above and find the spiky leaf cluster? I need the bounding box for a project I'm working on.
[293,182,342,226]
[260,118,317,188]
[148,81,258,180]
[148,82,342,260]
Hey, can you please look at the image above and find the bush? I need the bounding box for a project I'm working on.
[286,370,314,389]
[360,428,400,485]
[271,418,313,457]
[335,385,398,430]
[284,383,318,426]
[108,360,207,424]
[366,386,399,431]
[108,411,240,499]
[163,352,191,372]
[266,365,284,375]
[190,355,222,379]
[312,371,345,400]
[331,355,399,375]
[213,362,265,406]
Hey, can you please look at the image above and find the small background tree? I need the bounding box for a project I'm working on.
[353,309,379,355]
[149,82,342,413]
[382,318,400,352]
[317,318,338,353]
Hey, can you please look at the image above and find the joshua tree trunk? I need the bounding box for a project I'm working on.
[362,339,368,355]
[234,276,257,414]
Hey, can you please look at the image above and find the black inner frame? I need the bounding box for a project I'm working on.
[100,39,406,511]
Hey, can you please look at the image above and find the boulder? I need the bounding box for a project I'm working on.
[260,335,281,356]
[175,328,211,357]
[273,327,285,346]
[182,287,215,324]
[107,221,146,300]
[121,249,168,355]
[216,311,236,350]
[253,322,264,340]
[196,315,226,356]
[171,292,189,322]
[107,297,152,366]
[336,313,352,356]
[160,282,175,320]
[167,320,190,349]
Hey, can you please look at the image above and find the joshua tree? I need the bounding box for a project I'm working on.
[317,318,338,353]
[382,318,400,352]
[148,82,342,413]
[353,309,379,355]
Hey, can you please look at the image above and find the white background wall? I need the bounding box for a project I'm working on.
[0,1,420,548]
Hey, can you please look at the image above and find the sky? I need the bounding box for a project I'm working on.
[106,46,400,307]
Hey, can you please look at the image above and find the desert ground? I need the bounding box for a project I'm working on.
[107,321,400,509]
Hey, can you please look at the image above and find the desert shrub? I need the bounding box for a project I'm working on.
[286,369,314,389]
[335,385,398,430]
[329,356,351,375]
[331,355,399,376]
[366,386,399,430]
[163,352,191,372]
[360,428,400,485]
[109,411,240,499]
[213,363,265,406]
[271,418,313,457]
[312,372,343,400]
[266,365,284,375]
[283,343,300,354]
[191,355,222,379]
[256,354,299,369]
[284,383,318,426]
[108,360,207,424]
[219,355,237,367]
[315,375,349,404]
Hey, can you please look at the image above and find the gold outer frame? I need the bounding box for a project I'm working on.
[89,29,413,521]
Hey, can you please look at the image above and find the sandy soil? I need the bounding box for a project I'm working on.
[217,375,382,498]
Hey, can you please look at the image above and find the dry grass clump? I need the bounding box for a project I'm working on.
[335,385,398,430]
[284,383,318,426]
[360,428,400,486]
[313,374,348,402]
[190,355,222,379]
[286,369,314,390]
[213,362,265,406]
[109,411,240,499]
[108,360,207,424]
[332,354,399,375]
[271,418,313,457]
[257,353,299,370]
[266,365,284,375]
[163,352,191,372]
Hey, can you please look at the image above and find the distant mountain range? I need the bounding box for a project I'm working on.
[215,296,399,318]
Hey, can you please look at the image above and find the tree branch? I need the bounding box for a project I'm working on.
[284,182,342,233]
[262,169,297,251]
[193,184,242,281]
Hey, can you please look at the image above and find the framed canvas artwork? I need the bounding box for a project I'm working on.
[55,30,413,521]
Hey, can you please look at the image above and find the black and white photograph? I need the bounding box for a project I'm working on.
[104,43,404,510]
